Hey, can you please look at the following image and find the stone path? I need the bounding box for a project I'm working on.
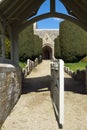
[1,60,87,130]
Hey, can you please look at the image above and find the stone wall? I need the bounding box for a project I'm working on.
[0,64,21,128]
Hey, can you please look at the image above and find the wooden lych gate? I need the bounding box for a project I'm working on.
[0,0,87,128]
[51,59,64,128]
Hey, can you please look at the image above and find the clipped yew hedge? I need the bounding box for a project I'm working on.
[18,24,42,61]
[55,20,87,62]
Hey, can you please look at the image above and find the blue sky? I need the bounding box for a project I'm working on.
[37,0,68,29]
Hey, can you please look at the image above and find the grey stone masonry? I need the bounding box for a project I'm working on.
[33,23,59,59]
[34,29,59,41]
[0,64,21,128]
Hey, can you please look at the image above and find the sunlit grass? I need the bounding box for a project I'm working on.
[19,62,26,68]
[65,62,87,72]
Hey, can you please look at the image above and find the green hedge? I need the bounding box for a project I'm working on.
[18,24,42,62]
[54,36,61,59]
[55,20,87,62]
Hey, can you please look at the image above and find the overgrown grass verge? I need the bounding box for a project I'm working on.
[65,62,87,72]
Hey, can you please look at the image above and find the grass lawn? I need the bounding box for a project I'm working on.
[65,62,87,72]
[19,62,26,68]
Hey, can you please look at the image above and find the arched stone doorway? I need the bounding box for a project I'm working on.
[43,46,52,59]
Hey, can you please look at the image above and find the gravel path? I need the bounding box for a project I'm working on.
[1,60,87,130]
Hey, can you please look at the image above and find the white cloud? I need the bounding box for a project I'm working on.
[53,18,63,21]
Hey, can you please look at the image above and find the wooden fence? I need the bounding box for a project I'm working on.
[22,56,42,78]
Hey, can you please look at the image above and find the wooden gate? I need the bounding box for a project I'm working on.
[51,59,64,128]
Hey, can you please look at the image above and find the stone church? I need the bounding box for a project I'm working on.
[33,23,59,60]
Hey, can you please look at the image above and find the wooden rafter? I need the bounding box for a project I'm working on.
[7,0,33,18]
[50,0,55,13]
[0,0,87,31]
[2,0,20,15]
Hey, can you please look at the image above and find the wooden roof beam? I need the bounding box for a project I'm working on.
[7,0,33,18]
[60,0,86,16]
[60,0,87,28]
[13,0,45,20]
[0,0,12,11]
[50,0,55,13]
[3,0,22,15]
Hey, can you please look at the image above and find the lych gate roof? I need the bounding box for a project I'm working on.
[0,0,45,22]
[60,0,87,30]
[0,0,87,31]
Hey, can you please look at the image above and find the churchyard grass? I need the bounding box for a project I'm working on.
[19,61,87,71]
[65,62,87,72]
[19,62,26,68]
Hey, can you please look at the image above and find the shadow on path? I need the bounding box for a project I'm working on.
[64,77,86,94]
[22,73,86,95]
[22,75,51,94]
[21,71,87,130]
